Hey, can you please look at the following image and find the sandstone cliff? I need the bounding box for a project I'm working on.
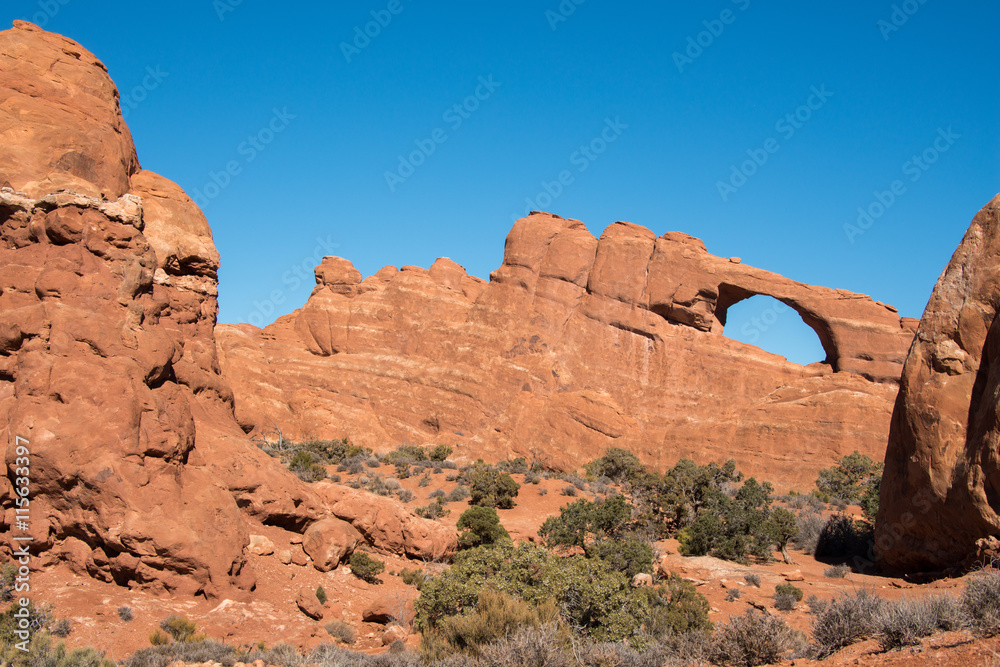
[877,193,1000,572]
[0,21,323,597]
[218,217,917,490]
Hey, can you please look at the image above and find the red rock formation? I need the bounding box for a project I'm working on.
[0,21,321,598]
[877,193,1000,572]
[219,215,917,490]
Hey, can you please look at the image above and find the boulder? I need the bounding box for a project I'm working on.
[295,586,324,620]
[363,592,415,625]
[302,517,363,572]
[314,482,458,560]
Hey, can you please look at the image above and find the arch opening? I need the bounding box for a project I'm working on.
[718,293,830,367]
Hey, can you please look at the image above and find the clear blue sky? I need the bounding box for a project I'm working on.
[8,1,999,364]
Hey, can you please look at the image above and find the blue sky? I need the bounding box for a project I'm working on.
[8,1,999,364]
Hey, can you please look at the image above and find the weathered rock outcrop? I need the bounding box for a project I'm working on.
[877,194,1000,572]
[0,21,321,597]
[219,216,917,489]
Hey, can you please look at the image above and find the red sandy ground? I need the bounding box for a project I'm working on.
[19,468,1000,666]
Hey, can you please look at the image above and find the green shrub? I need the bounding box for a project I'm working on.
[587,536,654,580]
[677,478,779,564]
[414,542,650,642]
[429,444,454,461]
[586,448,647,486]
[539,494,632,550]
[0,600,53,644]
[643,573,713,637]
[433,589,558,657]
[159,614,205,643]
[457,506,510,549]
[711,609,795,666]
[287,451,327,482]
[415,497,449,519]
[349,552,385,584]
[815,451,882,507]
[468,464,520,509]
[400,568,430,590]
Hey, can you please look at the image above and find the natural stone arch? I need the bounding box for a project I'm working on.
[715,283,841,371]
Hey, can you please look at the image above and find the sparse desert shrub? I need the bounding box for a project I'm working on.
[524,472,540,485]
[811,589,884,658]
[385,477,401,491]
[346,460,364,476]
[349,552,385,584]
[366,457,381,468]
[446,485,470,503]
[961,570,1000,636]
[805,594,827,615]
[148,630,170,646]
[775,584,803,602]
[457,506,510,549]
[928,593,965,631]
[539,488,548,496]
[416,498,449,519]
[477,623,572,667]
[711,608,795,666]
[418,475,432,488]
[0,563,16,602]
[400,567,430,590]
[495,457,530,475]
[561,485,577,497]
[160,614,204,643]
[791,510,824,555]
[396,488,415,503]
[773,594,797,612]
[726,588,742,602]
[118,606,134,622]
[51,618,72,637]
[446,473,459,482]
[324,619,356,644]
[744,573,761,588]
[874,598,936,651]
[429,488,446,499]
[2,635,115,667]
[126,639,237,667]
[824,564,850,579]
[366,474,390,496]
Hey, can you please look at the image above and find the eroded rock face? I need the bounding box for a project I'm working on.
[219,215,917,489]
[877,194,1000,572]
[0,22,321,598]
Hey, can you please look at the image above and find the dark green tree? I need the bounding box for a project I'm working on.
[457,506,510,549]
[468,464,521,509]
